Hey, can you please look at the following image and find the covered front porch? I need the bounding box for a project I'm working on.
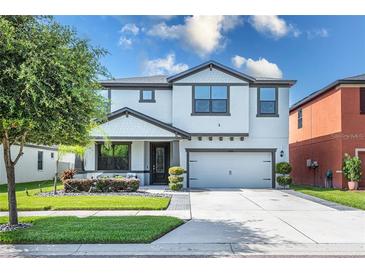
[79,107,190,185]
[81,140,180,186]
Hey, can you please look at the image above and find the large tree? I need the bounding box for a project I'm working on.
[0,16,108,225]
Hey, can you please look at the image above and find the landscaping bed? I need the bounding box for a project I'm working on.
[292,185,365,210]
[0,181,171,211]
[38,190,171,198]
[0,216,184,244]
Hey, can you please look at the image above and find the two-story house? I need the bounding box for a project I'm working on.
[81,61,296,188]
[289,74,365,189]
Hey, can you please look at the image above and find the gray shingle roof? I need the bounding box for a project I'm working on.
[342,73,365,81]
[290,73,365,111]
[100,75,168,84]
[100,60,296,88]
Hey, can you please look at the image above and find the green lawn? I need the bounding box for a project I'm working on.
[0,216,183,244]
[0,181,170,211]
[292,185,365,210]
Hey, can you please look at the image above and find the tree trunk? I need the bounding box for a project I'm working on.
[3,141,18,225]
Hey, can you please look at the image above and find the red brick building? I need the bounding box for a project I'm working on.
[289,74,365,189]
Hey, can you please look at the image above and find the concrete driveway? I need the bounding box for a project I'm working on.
[155,189,365,245]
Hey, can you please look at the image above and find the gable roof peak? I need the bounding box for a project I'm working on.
[106,107,190,138]
[167,59,256,83]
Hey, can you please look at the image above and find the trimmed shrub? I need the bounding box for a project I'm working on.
[168,166,184,191]
[64,178,140,193]
[169,182,183,191]
[276,162,292,188]
[60,168,76,182]
[275,162,292,175]
[168,166,185,176]
[168,175,184,184]
[63,179,95,192]
[277,175,292,187]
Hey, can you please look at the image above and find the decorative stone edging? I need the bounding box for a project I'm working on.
[0,223,32,233]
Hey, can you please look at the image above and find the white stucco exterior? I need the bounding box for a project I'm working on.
[0,145,75,184]
[111,89,172,123]
[83,61,294,188]
[91,114,177,138]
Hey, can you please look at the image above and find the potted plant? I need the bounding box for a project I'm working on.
[276,162,292,189]
[343,153,362,190]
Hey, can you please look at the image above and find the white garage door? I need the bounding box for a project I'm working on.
[188,151,273,188]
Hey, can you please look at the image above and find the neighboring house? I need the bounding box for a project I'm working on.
[0,144,75,184]
[289,74,365,189]
[81,61,296,188]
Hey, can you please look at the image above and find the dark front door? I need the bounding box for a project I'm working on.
[150,142,170,185]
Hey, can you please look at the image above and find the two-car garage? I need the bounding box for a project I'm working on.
[187,149,275,188]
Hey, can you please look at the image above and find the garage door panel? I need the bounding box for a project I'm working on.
[189,152,273,188]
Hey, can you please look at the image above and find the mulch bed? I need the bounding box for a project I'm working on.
[37,190,172,198]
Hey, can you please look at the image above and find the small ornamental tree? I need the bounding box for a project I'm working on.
[343,154,362,182]
[0,16,108,225]
[276,162,293,188]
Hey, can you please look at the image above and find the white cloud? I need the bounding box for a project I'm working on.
[231,55,283,79]
[118,37,133,48]
[121,23,139,35]
[143,53,189,76]
[249,15,299,39]
[147,16,243,57]
[147,22,182,39]
[231,55,246,69]
[246,58,283,78]
[306,28,329,39]
[149,15,176,20]
[221,16,244,32]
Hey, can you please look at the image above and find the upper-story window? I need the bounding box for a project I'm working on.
[192,85,229,115]
[257,87,278,117]
[360,88,365,114]
[298,109,303,128]
[139,90,155,103]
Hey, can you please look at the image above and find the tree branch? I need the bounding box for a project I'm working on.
[11,131,28,166]
[10,135,21,146]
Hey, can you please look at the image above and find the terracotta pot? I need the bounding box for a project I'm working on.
[348,181,358,190]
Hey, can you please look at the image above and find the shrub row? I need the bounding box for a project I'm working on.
[63,178,140,193]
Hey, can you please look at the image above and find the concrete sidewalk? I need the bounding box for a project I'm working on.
[1,243,364,257]
[0,192,191,220]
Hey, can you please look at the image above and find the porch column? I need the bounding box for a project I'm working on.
[171,140,180,166]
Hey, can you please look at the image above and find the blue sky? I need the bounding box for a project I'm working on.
[56,16,365,105]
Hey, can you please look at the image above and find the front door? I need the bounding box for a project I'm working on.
[150,142,170,184]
